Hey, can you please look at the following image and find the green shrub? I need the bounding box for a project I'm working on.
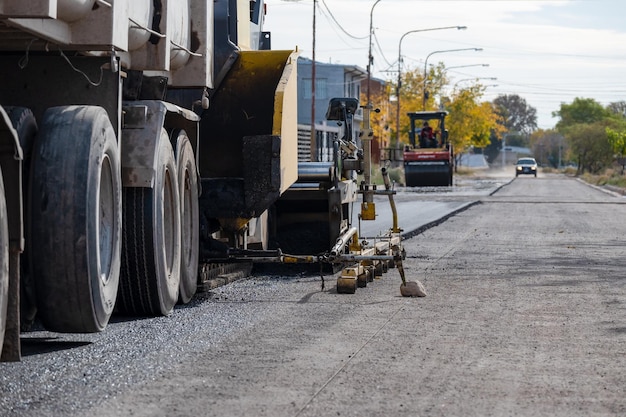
[581,168,626,189]
[358,164,405,186]
[562,166,577,176]
[386,166,405,185]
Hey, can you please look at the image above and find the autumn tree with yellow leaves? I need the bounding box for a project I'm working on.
[362,63,503,161]
[361,81,393,157]
[379,63,449,147]
[446,84,504,155]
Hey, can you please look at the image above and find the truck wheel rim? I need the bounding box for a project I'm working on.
[98,154,116,285]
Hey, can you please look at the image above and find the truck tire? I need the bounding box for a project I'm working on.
[30,106,122,333]
[170,130,199,304]
[4,107,38,330]
[4,106,37,158]
[119,129,181,316]
[0,168,9,356]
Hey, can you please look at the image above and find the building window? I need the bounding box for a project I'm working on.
[303,78,327,99]
[345,77,361,98]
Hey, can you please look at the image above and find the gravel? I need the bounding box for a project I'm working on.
[2,171,625,416]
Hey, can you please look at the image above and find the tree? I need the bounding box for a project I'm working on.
[483,130,502,164]
[386,64,503,161]
[423,62,448,111]
[530,129,564,168]
[605,102,626,170]
[554,98,616,174]
[501,132,527,148]
[565,122,613,174]
[553,97,609,130]
[607,101,626,117]
[361,82,393,159]
[445,85,504,156]
[493,94,538,135]
[606,126,626,173]
[389,63,448,146]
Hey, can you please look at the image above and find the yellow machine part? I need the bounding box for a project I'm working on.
[361,201,376,221]
[269,50,299,193]
[197,49,299,235]
[199,49,298,194]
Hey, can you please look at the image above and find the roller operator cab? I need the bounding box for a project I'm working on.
[403,111,454,187]
[0,0,298,361]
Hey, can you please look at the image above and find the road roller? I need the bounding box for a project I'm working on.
[403,111,454,187]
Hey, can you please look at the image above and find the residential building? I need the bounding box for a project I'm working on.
[296,58,388,164]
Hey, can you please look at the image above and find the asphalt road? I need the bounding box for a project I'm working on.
[2,171,626,416]
[360,173,512,238]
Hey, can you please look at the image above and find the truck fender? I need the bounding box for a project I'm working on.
[121,101,199,188]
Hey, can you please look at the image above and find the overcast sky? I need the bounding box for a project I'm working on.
[263,0,626,129]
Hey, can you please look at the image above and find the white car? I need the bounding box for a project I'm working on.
[515,158,537,177]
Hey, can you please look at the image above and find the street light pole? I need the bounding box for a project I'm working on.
[422,47,482,110]
[453,76,497,89]
[395,26,466,149]
[446,63,490,71]
[366,0,382,106]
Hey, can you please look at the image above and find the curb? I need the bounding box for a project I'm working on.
[576,178,626,198]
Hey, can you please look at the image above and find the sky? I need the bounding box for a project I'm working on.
[263,0,626,129]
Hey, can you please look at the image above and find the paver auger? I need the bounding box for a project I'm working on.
[226,98,426,297]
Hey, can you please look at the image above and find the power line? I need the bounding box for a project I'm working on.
[319,0,368,40]
[372,31,394,69]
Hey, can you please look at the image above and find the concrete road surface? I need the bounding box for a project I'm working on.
[2,172,625,417]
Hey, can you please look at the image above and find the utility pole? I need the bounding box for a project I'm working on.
[366,0,381,107]
[310,0,317,162]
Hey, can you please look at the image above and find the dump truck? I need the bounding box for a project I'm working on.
[0,0,412,362]
[403,111,453,187]
[0,0,300,361]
